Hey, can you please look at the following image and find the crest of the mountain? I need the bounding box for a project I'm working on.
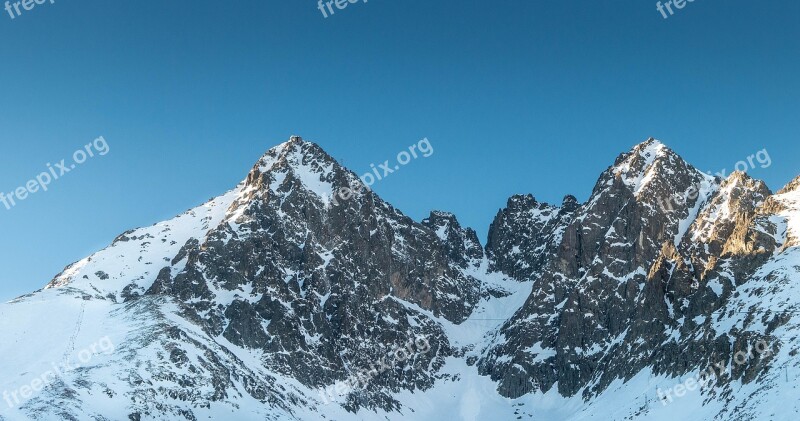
[6,136,800,420]
[485,194,578,280]
[670,171,772,285]
[421,210,484,269]
[478,138,789,407]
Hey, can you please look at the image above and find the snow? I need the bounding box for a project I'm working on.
[689,175,742,244]
[44,186,244,298]
[258,139,338,203]
[676,175,718,246]
[771,188,800,244]
[435,224,448,241]
[0,289,136,420]
[5,137,800,420]
[613,139,668,196]
[288,155,335,201]
[526,342,557,362]
[706,278,723,296]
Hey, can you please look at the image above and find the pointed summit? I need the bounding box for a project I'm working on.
[591,138,714,203]
[243,136,362,204]
[777,174,800,195]
[610,138,674,195]
[421,210,484,268]
[253,136,334,172]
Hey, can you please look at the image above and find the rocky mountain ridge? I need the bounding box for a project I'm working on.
[1,136,798,420]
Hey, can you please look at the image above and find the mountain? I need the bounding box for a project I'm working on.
[1,136,798,420]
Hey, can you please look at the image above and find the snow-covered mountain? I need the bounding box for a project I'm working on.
[1,136,798,420]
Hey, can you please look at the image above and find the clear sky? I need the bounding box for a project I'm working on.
[0,0,798,302]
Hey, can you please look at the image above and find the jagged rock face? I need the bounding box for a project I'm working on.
[675,171,773,283]
[481,140,709,396]
[7,136,800,420]
[485,194,577,280]
[478,139,790,401]
[141,138,484,410]
[421,211,483,269]
[759,175,800,248]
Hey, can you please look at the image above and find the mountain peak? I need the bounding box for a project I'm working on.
[244,136,349,203]
[614,137,669,169]
[636,136,664,150]
[778,174,800,195]
[607,138,671,195]
[14,136,800,421]
[723,170,767,190]
[255,136,330,170]
[605,138,711,199]
[506,194,538,209]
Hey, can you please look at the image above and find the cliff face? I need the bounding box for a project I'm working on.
[476,139,792,406]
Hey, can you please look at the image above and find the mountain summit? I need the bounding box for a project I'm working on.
[2,137,799,421]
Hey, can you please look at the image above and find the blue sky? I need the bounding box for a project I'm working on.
[0,0,798,301]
